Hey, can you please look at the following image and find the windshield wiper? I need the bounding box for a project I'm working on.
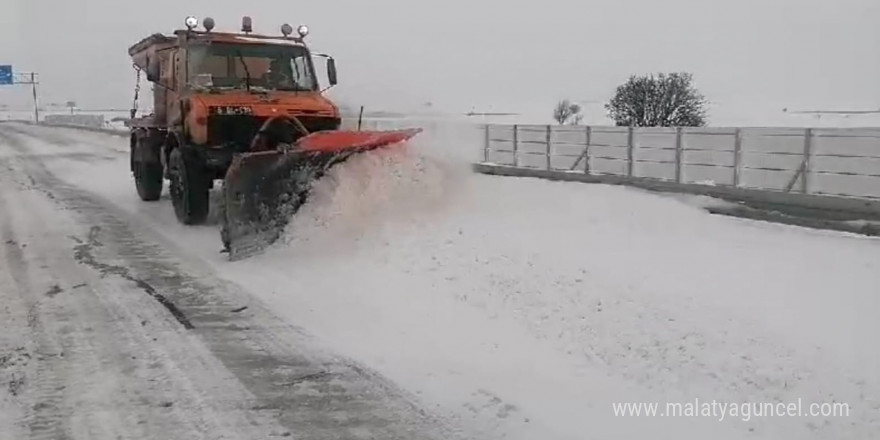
[235,50,252,93]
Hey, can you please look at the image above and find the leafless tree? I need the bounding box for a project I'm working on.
[553,99,583,125]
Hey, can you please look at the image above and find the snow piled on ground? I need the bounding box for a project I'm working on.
[237,136,880,439]
[17,122,880,439]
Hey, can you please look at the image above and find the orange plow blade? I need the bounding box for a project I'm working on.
[295,128,423,153]
[220,128,421,261]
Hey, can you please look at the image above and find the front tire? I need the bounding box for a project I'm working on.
[168,148,210,225]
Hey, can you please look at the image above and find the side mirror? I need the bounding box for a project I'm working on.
[327,58,338,86]
[146,57,160,82]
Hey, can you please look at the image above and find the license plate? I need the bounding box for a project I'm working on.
[210,106,254,116]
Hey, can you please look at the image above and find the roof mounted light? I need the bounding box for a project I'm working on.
[185,16,199,30]
[297,24,309,38]
[241,16,253,34]
[281,23,293,38]
[203,17,215,32]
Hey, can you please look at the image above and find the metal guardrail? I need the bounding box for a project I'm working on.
[481,124,880,201]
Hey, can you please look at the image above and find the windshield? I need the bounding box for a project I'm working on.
[187,42,317,92]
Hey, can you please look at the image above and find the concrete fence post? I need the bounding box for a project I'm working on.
[802,128,813,194]
[483,124,490,163]
[546,125,552,170]
[584,125,592,175]
[733,128,743,187]
[675,127,683,183]
[627,126,635,177]
[512,124,519,167]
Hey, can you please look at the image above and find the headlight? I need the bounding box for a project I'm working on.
[297,25,309,37]
[185,16,199,30]
[281,23,294,37]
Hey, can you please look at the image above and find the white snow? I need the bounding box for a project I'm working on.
[13,122,880,439]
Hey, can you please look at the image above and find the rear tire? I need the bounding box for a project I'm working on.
[134,161,164,201]
[168,148,210,225]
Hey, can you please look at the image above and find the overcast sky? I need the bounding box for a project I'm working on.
[0,0,878,123]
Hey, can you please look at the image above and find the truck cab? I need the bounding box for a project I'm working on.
[127,16,341,224]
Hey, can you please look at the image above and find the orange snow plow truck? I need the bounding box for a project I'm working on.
[127,16,420,260]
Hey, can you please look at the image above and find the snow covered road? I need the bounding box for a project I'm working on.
[2,122,880,439]
[0,124,459,440]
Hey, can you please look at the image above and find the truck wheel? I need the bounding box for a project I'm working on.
[168,148,210,225]
[134,161,164,201]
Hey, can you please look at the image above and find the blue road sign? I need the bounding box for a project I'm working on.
[0,65,12,85]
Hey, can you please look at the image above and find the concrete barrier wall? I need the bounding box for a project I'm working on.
[42,114,106,129]
[481,124,880,201]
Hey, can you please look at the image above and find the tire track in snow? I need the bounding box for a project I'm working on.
[0,154,74,440]
[0,129,279,439]
[0,162,30,440]
[71,226,194,330]
[2,128,195,331]
[0,167,36,440]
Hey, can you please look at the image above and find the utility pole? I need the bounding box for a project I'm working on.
[27,72,39,123]
[3,71,40,123]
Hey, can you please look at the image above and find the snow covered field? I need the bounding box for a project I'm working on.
[3,122,880,439]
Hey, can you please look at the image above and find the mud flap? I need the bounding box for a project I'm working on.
[221,128,421,261]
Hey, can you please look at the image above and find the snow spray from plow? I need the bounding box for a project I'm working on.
[274,143,464,258]
[220,128,423,261]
